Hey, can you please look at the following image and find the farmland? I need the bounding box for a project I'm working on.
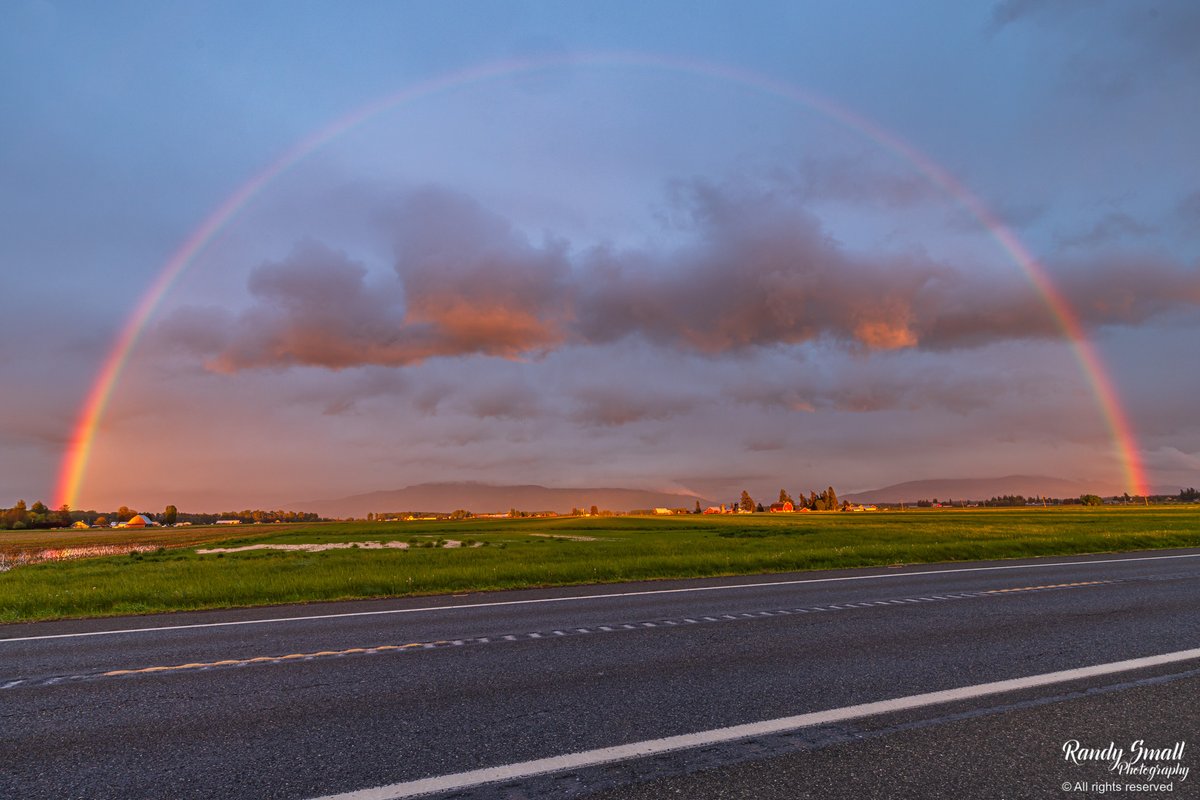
[1,507,1198,623]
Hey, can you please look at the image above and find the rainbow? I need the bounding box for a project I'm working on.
[53,52,1150,509]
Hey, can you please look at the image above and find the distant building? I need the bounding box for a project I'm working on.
[121,514,156,528]
[653,508,673,515]
[71,520,90,529]
[768,502,794,513]
[703,506,724,514]
[215,519,242,525]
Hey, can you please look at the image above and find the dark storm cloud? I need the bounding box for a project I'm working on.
[165,182,1200,373]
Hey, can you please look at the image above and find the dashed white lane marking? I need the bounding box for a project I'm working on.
[0,580,1118,690]
[4,551,1200,644]
[308,646,1200,800]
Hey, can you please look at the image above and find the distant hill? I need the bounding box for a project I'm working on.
[293,482,713,518]
[843,475,1106,504]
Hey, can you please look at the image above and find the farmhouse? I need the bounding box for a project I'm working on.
[769,501,794,513]
[121,514,155,528]
[71,520,90,529]
[703,506,724,514]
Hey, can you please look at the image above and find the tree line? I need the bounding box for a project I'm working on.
[0,501,321,530]
[734,487,841,512]
[0,501,73,530]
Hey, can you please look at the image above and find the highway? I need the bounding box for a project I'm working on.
[2,549,1199,799]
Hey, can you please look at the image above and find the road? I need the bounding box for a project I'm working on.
[2,549,1199,799]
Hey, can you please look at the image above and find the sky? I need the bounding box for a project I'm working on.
[2,0,1199,512]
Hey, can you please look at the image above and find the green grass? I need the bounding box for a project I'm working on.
[1,507,1198,623]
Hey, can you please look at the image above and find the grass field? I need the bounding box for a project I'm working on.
[0,525,272,558]
[1,507,1198,623]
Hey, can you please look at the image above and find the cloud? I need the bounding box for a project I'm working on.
[464,384,543,420]
[946,198,1045,233]
[781,155,941,209]
[990,1,1200,95]
[1144,446,1200,472]
[1176,191,1200,233]
[189,195,572,371]
[989,0,1077,32]
[724,366,1016,416]
[569,386,697,427]
[162,181,1200,373]
[575,179,939,353]
[1056,211,1155,249]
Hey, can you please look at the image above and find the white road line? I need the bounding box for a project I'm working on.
[309,646,1200,800]
[4,551,1200,643]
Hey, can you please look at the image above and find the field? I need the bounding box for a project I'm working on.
[1,507,1198,623]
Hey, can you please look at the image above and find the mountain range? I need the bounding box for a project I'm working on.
[294,474,1175,518]
[842,475,1117,504]
[294,482,712,518]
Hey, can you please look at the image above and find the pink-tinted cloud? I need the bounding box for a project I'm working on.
[162,182,1200,372]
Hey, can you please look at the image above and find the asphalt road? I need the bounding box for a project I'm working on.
[2,549,1199,799]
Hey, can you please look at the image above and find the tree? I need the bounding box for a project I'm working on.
[693,500,701,514]
[592,505,600,516]
[755,502,765,513]
[1080,494,1103,506]
[2,500,28,529]
[163,505,178,526]
[94,515,108,527]
[808,491,818,510]
[779,489,793,505]
[739,491,754,512]
[826,486,838,510]
[116,506,135,522]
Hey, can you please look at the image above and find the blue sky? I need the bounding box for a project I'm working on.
[2,1,1198,510]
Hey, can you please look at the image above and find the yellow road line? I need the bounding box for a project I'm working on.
[93,579,1117,679]
[982,580,1107,594]
[100,644,396,676]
